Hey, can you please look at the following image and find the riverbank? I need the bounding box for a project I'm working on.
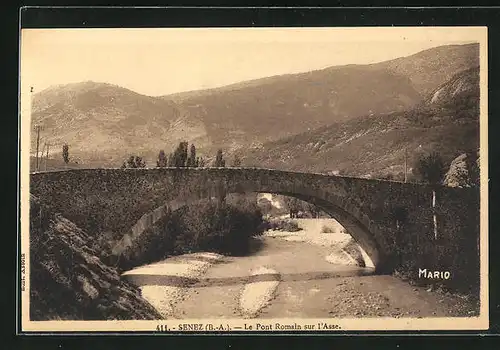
[122,252,224,318]
[29,195,162,320]
[122,218,478,319]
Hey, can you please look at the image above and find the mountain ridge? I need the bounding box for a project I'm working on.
[239,65,480,178]
[160,43,478,100]
[30,43,480,168]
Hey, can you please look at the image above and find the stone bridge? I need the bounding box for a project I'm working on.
[29,167,478,272]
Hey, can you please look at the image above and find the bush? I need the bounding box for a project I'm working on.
[263,218,302,232]
[391,188,480,297]
[118,198,264,269]
[321,225,336,233]
[413,152,446,185]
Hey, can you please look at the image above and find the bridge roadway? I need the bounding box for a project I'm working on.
[29,167,477,272]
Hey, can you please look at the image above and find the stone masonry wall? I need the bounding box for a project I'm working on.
[30,168,480,274]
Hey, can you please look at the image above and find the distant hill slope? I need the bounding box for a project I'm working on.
[166,65,421,150]
[30,43,479,168]
[240,66,480,179]
[376,43,479,96]
[31,81,208,166]
[164,43,478,150]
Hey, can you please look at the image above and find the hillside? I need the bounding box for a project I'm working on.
[165,66,421,149]
[31,81,208,166]
[376,43,479,96]
[165,43,478,150]
[240,66,480,179]
[30,43,479,168]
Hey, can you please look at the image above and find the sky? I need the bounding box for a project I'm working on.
[20,27,484,97]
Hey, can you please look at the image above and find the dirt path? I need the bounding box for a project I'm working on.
[123,219,477,319]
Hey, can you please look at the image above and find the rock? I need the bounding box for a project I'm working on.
[29,196,162,321]
[443,152,480,188]
[77,275,100,300]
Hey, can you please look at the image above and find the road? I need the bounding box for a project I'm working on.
[122,219,477,319]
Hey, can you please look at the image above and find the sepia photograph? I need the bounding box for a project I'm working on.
[19,26,488,332]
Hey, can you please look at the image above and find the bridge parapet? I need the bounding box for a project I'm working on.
[29,167,478,272]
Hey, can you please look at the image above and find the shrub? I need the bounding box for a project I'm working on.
[263,218,302,232]
[413,151,446,185]
[321,225,336,233]
[117,198,264,269]
[391,188,480,297]
[121,155,146,168]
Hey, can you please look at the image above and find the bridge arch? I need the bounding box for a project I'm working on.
[30,167,419,273]
[116,179,387,271]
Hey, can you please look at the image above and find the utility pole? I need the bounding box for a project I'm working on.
[40,143,45,171]
[35,124,41,172]
[45,142,50,171]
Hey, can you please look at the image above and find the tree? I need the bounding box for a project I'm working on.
[413,152,446,185]
[187,144,197,167]
[171,141,189,167]
[413,151,445,240]
[122,155,146,168]
[214,149,226,167]
[156,150,168,168]
[136,156,146,168]
[232,154,242,167]
[180,142,188,166]
[283,197,301,218]
[304,202,320,218]
[62,143,69,165]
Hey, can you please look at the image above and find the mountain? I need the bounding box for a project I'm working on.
[164,65,421,150]
[376,43,479,96]
[163,43,478,151]
[30,43,479,167]
[240,66,480,179]
[31,81,207,165]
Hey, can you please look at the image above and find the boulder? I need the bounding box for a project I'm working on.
[29,196,162,320]
[443,152,480,188]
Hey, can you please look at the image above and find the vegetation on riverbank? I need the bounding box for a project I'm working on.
[390,187,480,299]
[29,191,265,320]
[262,218,302,232]
[117,196,265,271]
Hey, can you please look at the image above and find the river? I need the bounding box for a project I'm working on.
[122,218,476,319]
